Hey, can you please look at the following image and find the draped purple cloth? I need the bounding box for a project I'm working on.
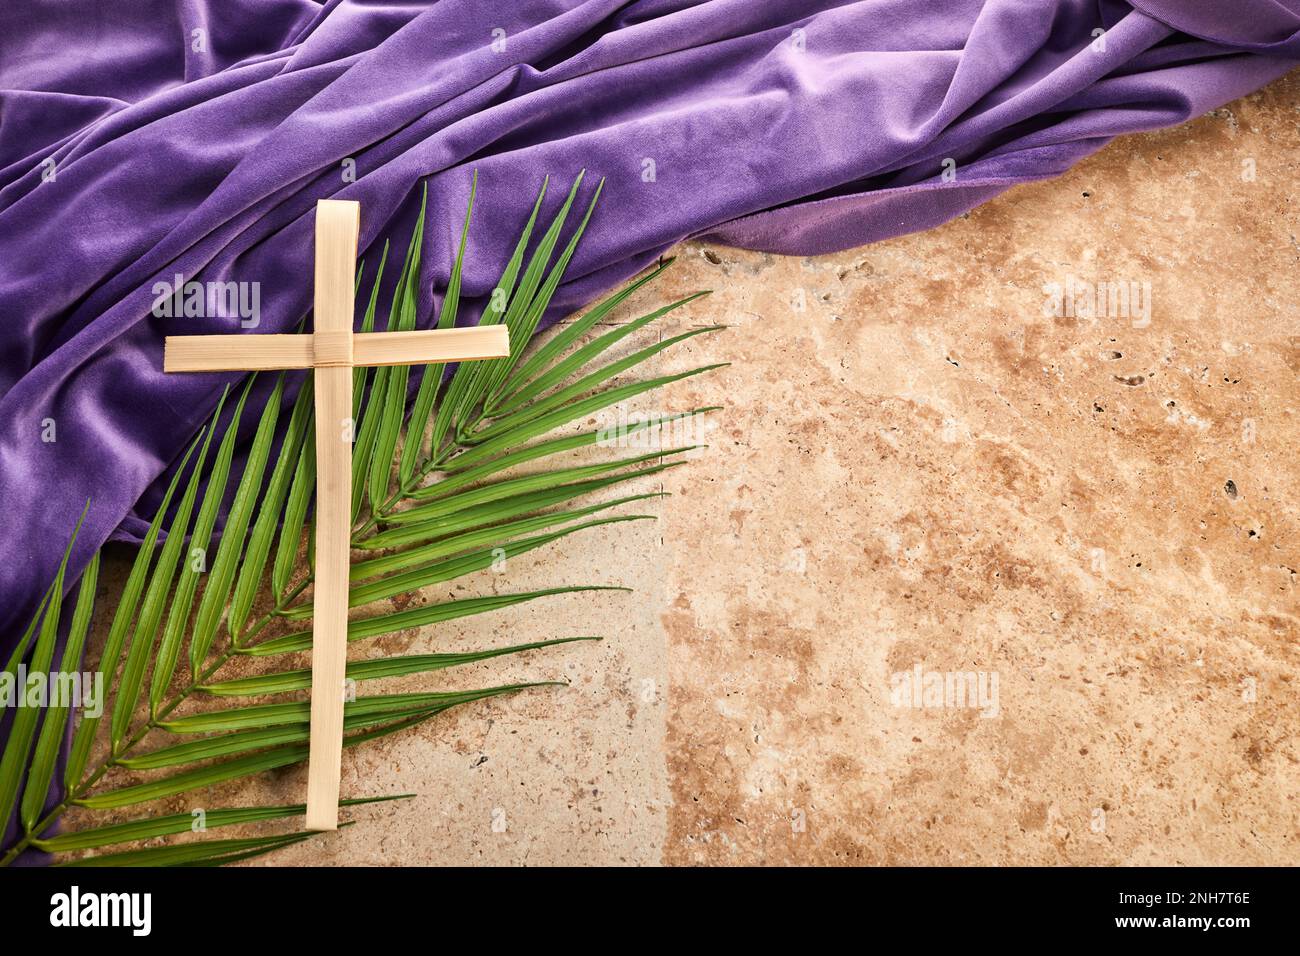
[0,0,1296,642]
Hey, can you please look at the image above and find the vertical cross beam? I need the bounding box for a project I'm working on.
[304,200,359,831]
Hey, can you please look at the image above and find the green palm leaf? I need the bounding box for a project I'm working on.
[353,220,420,519]
[368,187,428,509]
[332,516,650,611]
[55,827,350,867]
[348,493,663,581]
[188,377,279,670]
[228,369,315,641]
[272,409,315,600]
[244,585,626,657]
[359,462,685,551]
[160,685,552,734]
[485,256,677,411]
[110,425,211,749]
[200,637,597,695]
[409,407,716,502]
[0,504,88,832]
[402,173,476,488]
[1,173,724,867]
[35,794,407,853]
[2,582,53,675]
[427,180,547,459]
[19,551,99,831]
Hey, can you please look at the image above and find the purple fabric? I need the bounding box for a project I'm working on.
[0,0,1296,643]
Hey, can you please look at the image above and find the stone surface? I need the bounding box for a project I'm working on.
[656,74,1300,866]
[64,72,1298,865]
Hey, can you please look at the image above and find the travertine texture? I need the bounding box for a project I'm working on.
[65,73,1298,866]
[658,75,1299,866]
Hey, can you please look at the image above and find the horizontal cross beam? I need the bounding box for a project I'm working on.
[163,325,509,372]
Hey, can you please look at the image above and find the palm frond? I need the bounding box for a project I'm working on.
[0,175,723,866]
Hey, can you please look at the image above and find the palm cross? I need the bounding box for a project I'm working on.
[164,200,510,829]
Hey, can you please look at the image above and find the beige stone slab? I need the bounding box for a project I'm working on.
[657,74,1300,866]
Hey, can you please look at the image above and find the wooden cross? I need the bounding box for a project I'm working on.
[163,199,510,829]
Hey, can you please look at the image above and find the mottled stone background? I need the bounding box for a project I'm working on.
[69,72,1298,866]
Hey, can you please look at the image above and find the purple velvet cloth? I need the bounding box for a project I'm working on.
[0,0,1296,697]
